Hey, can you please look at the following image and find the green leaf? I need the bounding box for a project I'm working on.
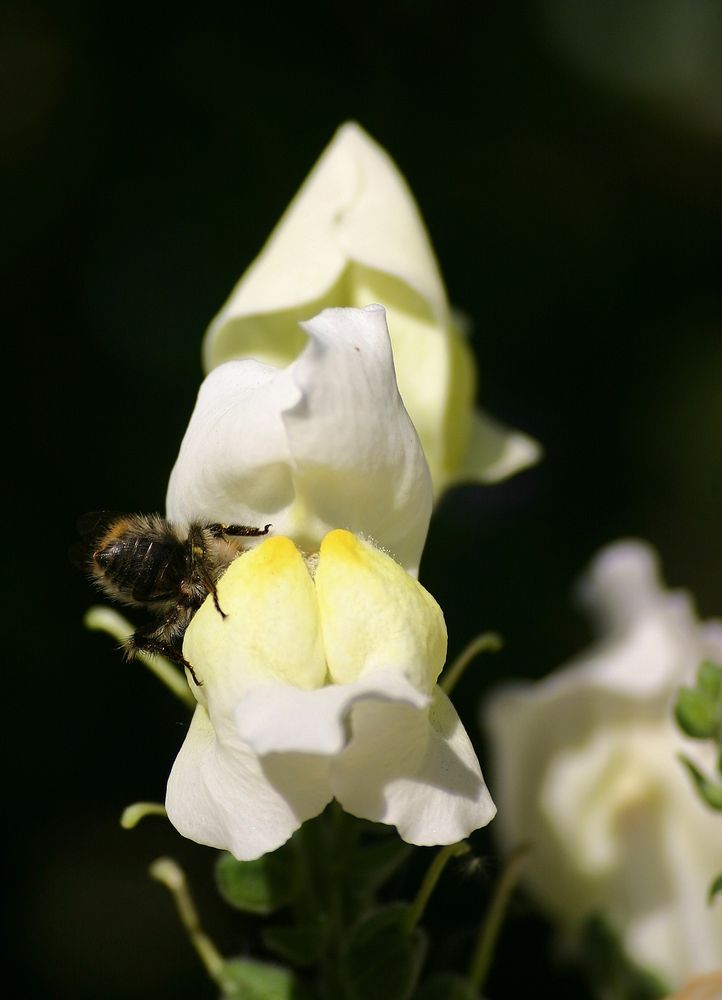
[675,687,720,739]
[219,957,309,1000]
[580,915,669,1000]
[341,903,426,1000]
[679,755,722,810]
[347,837,412,895]
[709,874,722,904]
[215,848,299,915]
[262,924,326,967]
[416,973,478,999]
[698,661,722,699]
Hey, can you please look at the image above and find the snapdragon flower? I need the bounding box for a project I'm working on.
[484,541,722,989]
[164,305,495,858]
[167,530,496,859]
[168,304,430,576]
[200,122,539,496]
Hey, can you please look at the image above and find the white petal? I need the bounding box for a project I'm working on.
[167,306,432,574]
[332,687,496,845]
[459,410,541,486]
[483,539,722,988]
[574,541,722,698]
[284,306,432,573]
[166,705,332,861]
[203,122,448,371]
[234,671,428,756]
[166,359,295,533]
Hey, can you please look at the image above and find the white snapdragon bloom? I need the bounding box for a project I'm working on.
[166,529,496,859]
[168,304,430,576]
[484,542,722,990]
[165,303,495,858]
[201,121,539,496]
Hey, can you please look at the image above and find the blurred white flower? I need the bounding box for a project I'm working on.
[201,121,539,496]
[168,304,431,576]
[166,530,496,860]
[484,541,722,990]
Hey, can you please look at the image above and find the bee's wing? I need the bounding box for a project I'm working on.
[68,539,90,570]
[76,510,125,540]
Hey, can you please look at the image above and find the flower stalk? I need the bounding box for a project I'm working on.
[150,858,226,985]
[468,843,530,993]
[404,841,470,934]
[441,631,503,696]
[84,606,195,708]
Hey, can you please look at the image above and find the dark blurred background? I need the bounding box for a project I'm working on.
[5,1,722,996]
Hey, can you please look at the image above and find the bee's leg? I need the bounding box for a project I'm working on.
[197,523,271,618]
[124,631,203,687]
[191,555,226,619]
[207,522,272,538]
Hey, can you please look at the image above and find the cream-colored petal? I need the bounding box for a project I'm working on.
[459,410,541,487]
[315,530,446,690]
[332,687,495,845]
[537,723,722,987]
[183,536,325,699]
[166,358,297,534]
[483,539,722,989]
[234,671,428,757]
[349,266,463,494]
[281,307,432,574]
[165,705,332,861]
[167,307,432,574]
[203,122,448,372]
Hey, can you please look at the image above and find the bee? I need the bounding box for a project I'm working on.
[77,512,270,685]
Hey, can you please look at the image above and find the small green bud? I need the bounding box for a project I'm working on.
[675,687,720,740]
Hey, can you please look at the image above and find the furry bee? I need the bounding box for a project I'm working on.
[78,512,270,685]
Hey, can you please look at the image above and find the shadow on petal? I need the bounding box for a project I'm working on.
[331,689,495,844]
[260,752,333,819]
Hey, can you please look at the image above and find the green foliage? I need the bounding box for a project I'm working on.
[215,846,300,915]
[340,903,426,1000]
[675,660,722,821]
[262,924,327,967]
[206,809,494,999]
[678,755,722,810]
[219,958,310,1000]
[345,837,413,897]
[416,973,479,999]
[709,874,722,904]
[675,688,721,739]
[675,661,722,740]
[581,916,669,1000]
[697,661,722,699]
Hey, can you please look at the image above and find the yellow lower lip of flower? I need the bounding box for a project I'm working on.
[166,530,494,859]
[183,530,446,697]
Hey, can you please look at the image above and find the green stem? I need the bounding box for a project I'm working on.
[149,857,226,985]
[120,801,167,829]
[440,632,503,697]
[84,606,196,708]
[468,844,530,993]
[404,842,470,934]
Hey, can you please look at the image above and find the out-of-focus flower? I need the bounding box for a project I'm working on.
[168,305,431,576]
[166,530,496,860]
[201,121,539,496]
[484,541,722,990]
